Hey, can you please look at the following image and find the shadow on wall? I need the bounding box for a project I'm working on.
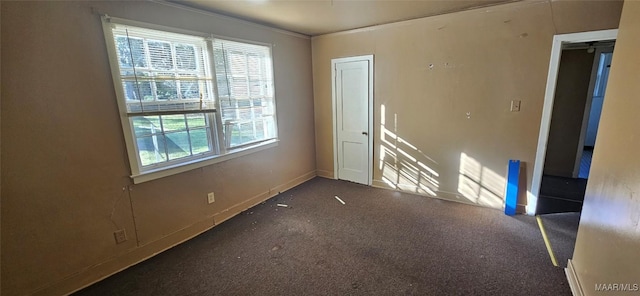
[378,105,510,211]
[379,104,440,196]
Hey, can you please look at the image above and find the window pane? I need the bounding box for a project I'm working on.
[190,129,210,154]
[237,99,251,108]
[239,108,252,120]
[122,80,154,102]
[231,77,248,98]
[155,73,178,101]
[227,121,260,147]
[263,100,275,115]
[220,99,236,120]
[116,36,147,68]
[175,44,197,70]
[137,135,167,166]
[249,79,263,97]
[247,55,261,76]
[180,81,199,99]
[132,116,161,136]
[237,122,255,145]
[179,74,200,100]
[255,119,265,140]
[227,123,240,146]
[186,114,206,128]
[216,77,230,97]
[264,116,276,138]
[148,41,174,70]
[228,52,247,75]
[166,131,191,160]
[161,115,186,132]
[222,110,235,120]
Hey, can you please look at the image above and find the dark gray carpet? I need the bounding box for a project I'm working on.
[538,212,581,268]
[75,178,571,296]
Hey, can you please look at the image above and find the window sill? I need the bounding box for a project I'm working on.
[131,139,279,184]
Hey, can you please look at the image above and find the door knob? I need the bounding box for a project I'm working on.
[362,132,368,136]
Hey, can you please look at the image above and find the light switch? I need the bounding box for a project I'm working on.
[510,100,521,112]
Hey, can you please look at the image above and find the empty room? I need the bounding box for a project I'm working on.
[2,0,639,295]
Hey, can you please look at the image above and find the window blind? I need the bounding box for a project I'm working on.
[111,24,215,115]
[103,16,281,180]
[213,39,276,148]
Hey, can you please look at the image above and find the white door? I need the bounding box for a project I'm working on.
[333,56,373,185]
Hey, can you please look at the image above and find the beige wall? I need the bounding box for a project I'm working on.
[571,1,640,294]
[0,1,315,295]
[544,49,594,177]
[312,0,622,210]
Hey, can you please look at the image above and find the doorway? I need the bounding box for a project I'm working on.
[529,29,618,215]
[537,42,614,214]
[332,55,374,185]
[529,30,616,269]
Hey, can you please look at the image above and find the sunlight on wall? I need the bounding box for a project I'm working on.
[457,152,506,209]
[377,105,508,209]
[526,191,537,215]
[379,104,440,196]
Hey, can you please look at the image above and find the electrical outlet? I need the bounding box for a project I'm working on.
[510,100,521,112]
[207,192,215,204]
[114,229,127,244]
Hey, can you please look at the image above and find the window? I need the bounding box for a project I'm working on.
[102,17,278,182]
[213,40,277,148]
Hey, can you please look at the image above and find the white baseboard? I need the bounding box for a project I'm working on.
[32,170,317,296]
[566,259,585,296]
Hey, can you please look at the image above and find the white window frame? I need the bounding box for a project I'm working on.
[101,16,278,184]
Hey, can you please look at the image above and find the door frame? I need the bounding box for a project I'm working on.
[331,55,374,185]
[528,29,617,215]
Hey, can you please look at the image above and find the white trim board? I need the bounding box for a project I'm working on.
[528,29,618,215]
[565,259,585,296]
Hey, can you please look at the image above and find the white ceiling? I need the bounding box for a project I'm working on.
[172,0,518,36]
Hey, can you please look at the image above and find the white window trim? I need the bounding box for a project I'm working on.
[101,15,279,184]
